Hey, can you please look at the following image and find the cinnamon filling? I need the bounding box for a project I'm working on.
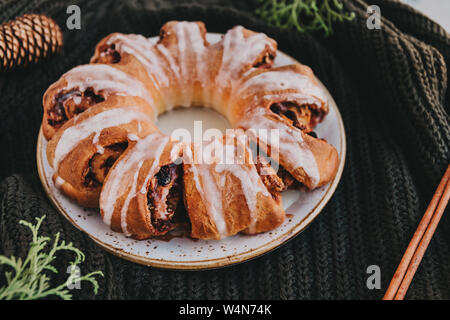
[147,163,183,233]
[277,165,303,190]
[48,88,105,129]
[270,101,322,132]
[83,142,128,188]
[47,103,68,128]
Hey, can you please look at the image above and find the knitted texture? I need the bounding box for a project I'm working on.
[0,0,449,299]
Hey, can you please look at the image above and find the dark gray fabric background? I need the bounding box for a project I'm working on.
[0,0,449,299]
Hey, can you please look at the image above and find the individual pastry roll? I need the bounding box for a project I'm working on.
[157,21,213,108]
[91,32,179,112]
[182,133,285,240]
[100,133,184,239]
[208,25,277,115]
[229,62,338,190]
[231,64,329,133]
[210,25,277,80]
[46,96,156,208]
[42,57,156,140]
[91,21,212,111]
[236,106,338,190]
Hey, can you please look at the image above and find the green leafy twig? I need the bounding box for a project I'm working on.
[0,216,103,300]
[255,0,355,37]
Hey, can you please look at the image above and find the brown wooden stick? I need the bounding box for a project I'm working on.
[383,164,450,300]
[394,174,450,299]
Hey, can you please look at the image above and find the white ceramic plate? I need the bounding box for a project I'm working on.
[37,33,346,270]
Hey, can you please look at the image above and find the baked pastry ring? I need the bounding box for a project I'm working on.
[42,20,339,240]
[46,96,156,207]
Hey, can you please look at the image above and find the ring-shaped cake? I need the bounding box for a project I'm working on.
[42,21,339,240]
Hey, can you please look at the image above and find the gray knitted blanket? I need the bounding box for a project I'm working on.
[0,0,449,299]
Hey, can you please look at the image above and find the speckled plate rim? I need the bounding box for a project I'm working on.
[36,38,346,271]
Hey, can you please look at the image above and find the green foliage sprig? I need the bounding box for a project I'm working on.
[255,0,355,37]
[0,216,103,300]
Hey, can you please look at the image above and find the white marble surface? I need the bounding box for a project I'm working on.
[401,0,450,32]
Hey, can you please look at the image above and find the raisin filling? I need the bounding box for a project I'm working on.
[48,88,105,129]
[147,163,183,233]
[47,92,71,127]
[270,102,322,132]
[83,142,128,188]
[307,131,317,138]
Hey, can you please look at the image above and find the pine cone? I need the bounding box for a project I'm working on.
[0,14,63,72]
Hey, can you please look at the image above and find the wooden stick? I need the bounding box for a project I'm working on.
[383,164,450,300]
[394,174,450,299]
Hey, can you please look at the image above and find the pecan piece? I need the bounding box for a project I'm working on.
[255,155,285,195]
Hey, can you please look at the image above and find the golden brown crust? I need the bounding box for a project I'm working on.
[230,64,338,189]
[183,162,252,240]
[238,111,339,190]
[46,96,156,207]
[241,195,285,235]
[182,136,285,240]
[302,133,339,188]
[42,21,340,240]
[254,155,286,194]
[42,55,156,140]
[159,21,207,46]
[101,136,183,239]
[158,21,215,107]
[229,64,329,125]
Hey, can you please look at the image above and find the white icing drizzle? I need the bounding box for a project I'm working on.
[106,23,208,109]
[211,26,277,111]
[174,22,189,107]
[156,43,181,110]
[73,96,82,104]
[238,108,320,188]
[92,130,105,154]
[173,22,207,107]
[108,34,170,87]
[63,64,155,115]
[53,107,150,172]
[239,70,327,105]
[156,187,171,220]
[184,143,228,238]
[184,135,271,237]
[120,160,144,235]
[139,137,169,194]
[156,44,181,83]
[106,34,176,109]
[215,137,269,231]
[127,133,139,141]
[185,22,209,103]
[100,133,169,233]
[215,26,275,88]
[49,23,332,238]
[54,176,65,189]
[262,93,319,107]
